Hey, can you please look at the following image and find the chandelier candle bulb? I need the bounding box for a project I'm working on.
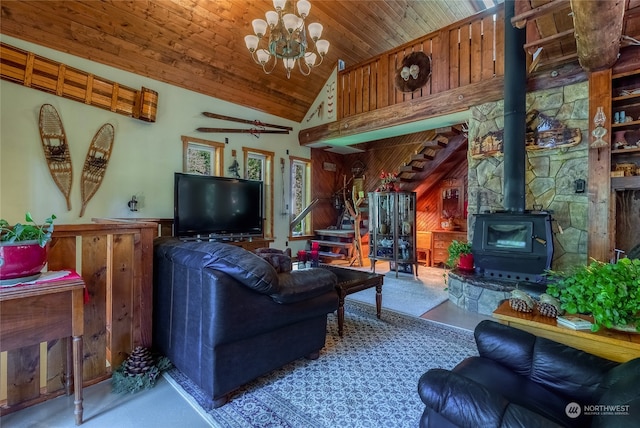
[245,0,329,78]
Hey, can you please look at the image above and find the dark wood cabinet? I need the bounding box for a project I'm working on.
[368,191,417,276]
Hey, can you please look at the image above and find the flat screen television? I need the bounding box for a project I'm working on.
[174,173,263,238]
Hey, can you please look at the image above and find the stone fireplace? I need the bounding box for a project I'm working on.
[449,2,589,315]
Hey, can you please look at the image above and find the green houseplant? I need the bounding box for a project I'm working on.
[445,240,473,270]
[546,257,640,332]
[0,212,56,282]
[0,212,56,247]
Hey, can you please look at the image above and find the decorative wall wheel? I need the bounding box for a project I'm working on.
[394,52,432,93]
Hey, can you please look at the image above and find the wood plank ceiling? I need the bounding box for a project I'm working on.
[0,0,491,123]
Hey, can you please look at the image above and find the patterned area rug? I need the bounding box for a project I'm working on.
[164,301,478,428]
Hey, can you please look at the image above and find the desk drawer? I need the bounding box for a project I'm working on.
[433,240,450,249]
[432,249,449,263]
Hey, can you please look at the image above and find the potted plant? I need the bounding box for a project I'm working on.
[0,212,56,282]
[545,257,640,332]
[445,240,473,271]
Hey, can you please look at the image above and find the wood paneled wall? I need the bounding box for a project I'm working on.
[0,220,156,415]
[313,139,468,235]
[310,149,349,231]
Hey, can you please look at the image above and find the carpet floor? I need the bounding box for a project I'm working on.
[165,301,477,428]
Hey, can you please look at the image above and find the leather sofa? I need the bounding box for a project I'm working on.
[153,237,338,407]
[418,320,640,428]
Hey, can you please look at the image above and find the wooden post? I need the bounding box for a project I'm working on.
[587,69,612,262]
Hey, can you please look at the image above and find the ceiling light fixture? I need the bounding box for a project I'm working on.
[244,0,330,79]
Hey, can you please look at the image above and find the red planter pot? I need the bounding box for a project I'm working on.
[0,241,48,281]
[457,253,474,271]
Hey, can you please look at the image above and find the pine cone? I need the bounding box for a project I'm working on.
[510,298,533,313]
[536,293,561,318]
[509,290,534,313]
[537,302,559,318]
[123,346,155,377]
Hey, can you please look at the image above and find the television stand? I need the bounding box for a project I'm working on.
[178,236,273,252]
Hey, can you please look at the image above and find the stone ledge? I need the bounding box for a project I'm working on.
[447,270,548,316]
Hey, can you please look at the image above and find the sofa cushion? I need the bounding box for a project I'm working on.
[454,356,587,427]
[254,248,292,273]
[270,268,337,304]
[154,238,280,294]
[593,358,640,428]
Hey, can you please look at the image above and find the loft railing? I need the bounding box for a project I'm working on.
[337,5,504,120]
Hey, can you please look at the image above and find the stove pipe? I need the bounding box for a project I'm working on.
[503,0,527,213]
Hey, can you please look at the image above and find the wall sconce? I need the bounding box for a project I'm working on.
[127,196,138,212]
[591,106,608,149]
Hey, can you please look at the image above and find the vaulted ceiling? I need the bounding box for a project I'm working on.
[0,0,495,123]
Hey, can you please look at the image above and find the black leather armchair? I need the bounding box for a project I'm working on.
[153,238,338,407]
[418,320,640,428]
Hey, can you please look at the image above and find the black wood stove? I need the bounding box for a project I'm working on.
[471,3,554,286]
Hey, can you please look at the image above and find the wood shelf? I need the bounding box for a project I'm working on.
[611,175,640,190]
[612,147,640,155]
[493,301,640,363]
[611,119,640,129]
[612,93,640,103]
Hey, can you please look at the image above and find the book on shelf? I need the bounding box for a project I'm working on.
[556,315,593,330]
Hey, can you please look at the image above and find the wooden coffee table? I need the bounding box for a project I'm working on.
[320,265,384,336]
[493,301,640,362]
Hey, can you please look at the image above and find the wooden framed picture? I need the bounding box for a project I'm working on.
[181,136,224,176]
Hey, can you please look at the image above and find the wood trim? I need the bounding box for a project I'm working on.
[300,62,586,146]
[181,135,225,176]
[242,147,275,239]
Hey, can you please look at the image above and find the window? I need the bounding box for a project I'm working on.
[290,156,312,237]
[181,136,224,176]
[243,148,274,238]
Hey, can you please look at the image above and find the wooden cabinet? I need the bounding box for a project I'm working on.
[368,191,417,276]
[611,69,640,190]
[430,230,467,267]
[227,238,273,252]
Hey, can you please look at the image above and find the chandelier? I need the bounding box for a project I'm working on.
[244,0,330,79]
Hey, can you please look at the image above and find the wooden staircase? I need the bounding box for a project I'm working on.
[395,125,468,194]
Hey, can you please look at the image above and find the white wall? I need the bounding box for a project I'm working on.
[0,35,312,250]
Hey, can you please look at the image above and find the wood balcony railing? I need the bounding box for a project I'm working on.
[337,5,505,120]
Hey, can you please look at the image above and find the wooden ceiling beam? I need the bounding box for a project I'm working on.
[570,0,626,72]
[523,28,575,51]
[511,0,571,29]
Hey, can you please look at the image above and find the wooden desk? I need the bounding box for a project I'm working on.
[493,301,640,362]
[430,230,467,266]
[0,277,84,424]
